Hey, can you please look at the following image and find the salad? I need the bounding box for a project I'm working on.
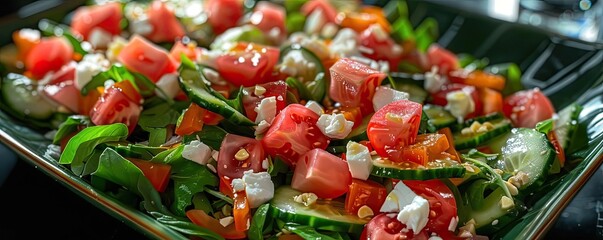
[0,0,588,239]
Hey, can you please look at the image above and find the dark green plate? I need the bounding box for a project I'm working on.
[0,1,602,240]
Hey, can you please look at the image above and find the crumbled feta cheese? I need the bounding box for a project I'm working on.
[182,140,212,165]
[449,216,459,232]
[305,100,324,115]
[372,86,410,111]
[445,89,475,123]
[369,24,388,42]
[424,66,447,93]
[88,27,112,49]
[74,53,110,90]
[380,181,418,213]
[130,18,154,36]
[242,170,274,208]
[255,120,271,136]
[316,113,354,139]
[397,196,430,235]
[18,28,40,42]
[329,28,360,57]
[255,96,277,124]
[321,22,339,39]
[262,158,269,170]
[155,73,180,100]
[106,36,128,62]
[231,178,246,192]
[279,50,318,82]
[345,141,373,180]
[304,8,326,35]
[219,216,234,227]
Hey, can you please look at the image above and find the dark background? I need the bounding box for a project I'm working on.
[1,0,603,239]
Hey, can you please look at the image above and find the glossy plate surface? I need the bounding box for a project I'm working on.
[1,1,603,239]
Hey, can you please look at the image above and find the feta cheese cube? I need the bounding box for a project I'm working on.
[397,196,430,235]
[130,18,154,36]
[155,73,180,100]
[329,28,360,57]
[88,27,112,49]
[317,113,354,139]
[372,86,410,111]
[242,170,274,208]
[182,140,212,165]
[255,96,277,124]
[345,141,373,180]
[445,89,475,123]
[231,178,246,192]
[305,100,324,115]
[255,120,271,136]
[380,181,418,213]
[424,66,447,93]
[304,8,326,35]
[74,53,109,90]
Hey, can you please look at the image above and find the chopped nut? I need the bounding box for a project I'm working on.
[459,219,476,235]
[385,112,404,122]
[222,204,233,216]
[493,169,504,175]
[234,148,250,161]
[500,196,514,209]
[505,181,519,196]
[293,193,318,206]
[476,126,489,133]
[219,216,234,227]
[254,85,266,96]
[458,230,473,238]
[482,121,494,130]
[357,205,374,218]
[464,164,475,173]
[491,219,499,226]
[461,127,473,136]
[470,121,482,132]
[508,171,529,188]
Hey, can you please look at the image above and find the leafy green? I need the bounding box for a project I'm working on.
[249,204,271,240]
[418,110,437,134]
[52,115,91,144]
[149,211,224,240]
[38,19,88,55]
[307,72,327,103]
[192,192,214,214]
[206,188,234,205]
[182,125,228,150]
[414,18,439,52]
[113,143,169,160]
[536,119,554,134]
[286,77,313,100]
[59,123,129,176]
[145,127,168,147]
[139,101,188,129]
[485,63,523,96]
[284,224,337,240]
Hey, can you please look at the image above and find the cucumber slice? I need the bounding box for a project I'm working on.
[279,44,325,83]
[454,118,512,150]
[1,73,56,120]
[423,104,455,129]
[553,103,582,151]
[462,112,505,129]
[270,186,367,234]
[371,156,466,180]
[498,128,556,190]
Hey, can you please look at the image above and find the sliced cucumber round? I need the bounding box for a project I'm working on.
[424,104,455,129]
[454,118,512,150]
[499,128,556,190]
[1,73,56,120]
[270,186,367,234]
[371,156,466,180]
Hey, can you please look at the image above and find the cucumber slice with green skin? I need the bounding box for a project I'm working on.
[371,156,466,180]
[553,103,582,151]
[279,44,325,83]
[1,73,56,120]
[481,131,511,154]
[462,112,505,128]
[454,118,512,150]
[330,114,372,146]
[423,104,455,129]
[270,186,368,234]
[497,128,556,191]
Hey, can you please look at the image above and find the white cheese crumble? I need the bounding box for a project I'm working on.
[155,73,180,100]
[242,170,274,208]
[231,178,246,192]
[424,66,447,93]
[380,181,418,213]
[106,36,128,62]
[182,140,212,165]
[88,27,112,49]
[219,216,234,227]
[397,196,430,235]
[255,120,271,136]
[345,141,373,180]
[304,8,326,35]
[372,86,409,111]
[74,53,110,90]
[445,89,475,123]
[316,113,354,139]
[130,18,154,36]
[305,100,324,115]
[254,96,277,124]
[329,28,360,57]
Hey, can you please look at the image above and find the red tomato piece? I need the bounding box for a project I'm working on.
[249,1,286,40]
[301,0,338,23]
[427,44,460,75]
[186,209,247,239]
[261,104,329,166]
[43,62,80,113]
[329,58,386,114]
[242,80,287,122]
[216,43,280,87]
[367,100,423,159]
[361,213,429,240]
[388,133,450,165]
[170,41,202,64]
[128,158,171,192]
[90,81,142,133]
[404,179,458,235]
[503,88,555,128]
[548,130,566,167]
[291,148,352,199]
[430,83,483,120]
[118,35,177,82]
[358,25,403,70]
[217,134,266,179]
[175,103,205,136]
[345,179,388,215]
[70,2,122,40]
[25,37,74,79]
[146,0,185,43]
[233,191,250,232]
[326,106,363,128]
[205,0,244,34]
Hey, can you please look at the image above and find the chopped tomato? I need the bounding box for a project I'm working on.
[12,29,40,60]
[186,209,247,239]
[250,2,286,41]
[329,58,386,114]
[175,103,205,136]
[25,37,74,79]
[204,110,225,125]
[79,87,103,115]
[220,176,234,199]
[503,88,555,128]
[217,134,265,179]
[344,179,388,215]
[261,104,329,166]
[242,80,287,122]
[70,2,122,40]
[548,130,566,167]
[301,0,338,23]
[427,44,460,75]
[454,70,506,91]
[388,133,449,165]
[118,35,177,82]
[291,148,352,199]
[170,41,202,64]
[358,24,402,70]
[216,43,280,87]
[436,127,461,161]
[404,179,458,235]
[146,0,185,43]
[478,87,503,114]
[233,191,250,232]
[42,62,80,113]
[337,6,391,33]
[361,213,429,240]
[367,100,422,159]
[430,83,483,120]
[128,158,171,192]
[205,0,244,34]
[90,81,142,133]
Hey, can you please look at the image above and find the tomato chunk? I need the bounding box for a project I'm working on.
[216,43,280,87]
[503,88,555,128]
[186,210,247,239]
[25,37,73,79]
[367,100,422,159]
[205,0,244,34]
[388,133,450,165]
[249,1,286,41]
[261,104,329,166]
[291,148,352,199]
[146,0,185,43]
[175,103,206,136]
[128,158,171,192]
[329,58,386,114]
[344,179,388,215]
[404,180,458,235]
[70,2,122,40]
[117,35,176,82]
[90,81,142,133]
[218,134,265,179]
[427,44,460,75]
[362,213,429,240]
